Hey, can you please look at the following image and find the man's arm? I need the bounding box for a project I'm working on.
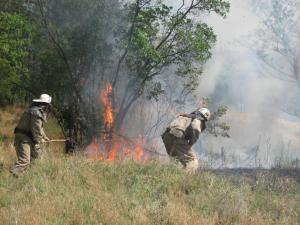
[188,129,200,146]
[41,127,50,141]
[30,115,44,144]
[188,119,202,146]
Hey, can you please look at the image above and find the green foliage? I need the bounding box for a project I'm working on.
[25,0,122,139]
[0,0,231,141]
[252,0,300,87]
[0,12,33,104]
[124,0,229,98]
[208,105,231,137]
[0,0,29,13]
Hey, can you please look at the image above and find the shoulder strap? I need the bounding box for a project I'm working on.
[183,113,206,132]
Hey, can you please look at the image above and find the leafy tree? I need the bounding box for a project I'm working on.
[0,1,27,13]
[0,12,33,105]
[207,105,230,138]
[111,0,230,129]
[251,0,300,116]
[23,0,229,142]
[252,0,299,84]
[26,0,123,141]
[1,0,229,143]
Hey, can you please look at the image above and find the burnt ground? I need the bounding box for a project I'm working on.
[208,168,300,183]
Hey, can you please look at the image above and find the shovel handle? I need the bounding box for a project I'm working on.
[45,139,69,143]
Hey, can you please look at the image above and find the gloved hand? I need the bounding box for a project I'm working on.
[42,136,50,143]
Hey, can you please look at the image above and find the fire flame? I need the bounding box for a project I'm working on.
[85,137,104,161]
[85,83,147,162]
[100,83,114,136]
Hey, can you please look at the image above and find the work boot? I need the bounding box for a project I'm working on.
[9,165,28,178]
[10,167,20,178]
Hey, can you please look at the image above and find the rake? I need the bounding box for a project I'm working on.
[45,139,78,154]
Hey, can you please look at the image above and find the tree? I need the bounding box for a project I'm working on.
[252,0,300,86]
[0,1,28,13]
[26,0,230,142]
[1,0,229,143]
[0,12,33,105]
[23,0,123,141]
[111,0,230,130]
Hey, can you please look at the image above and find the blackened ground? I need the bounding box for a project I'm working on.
[209,168,300,182]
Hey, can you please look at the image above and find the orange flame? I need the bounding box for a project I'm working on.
[134,143,144,161]
[85,137,104,161]
[107,143,118,162]
[100,83,114,133]
[85,82,148,162]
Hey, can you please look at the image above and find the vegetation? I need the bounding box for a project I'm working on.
[0,12,33,105]
[1,148,299,225]
[0,106,299,225]
[0,0,230,142]
[252,0,300,117]
[1,0,299,223]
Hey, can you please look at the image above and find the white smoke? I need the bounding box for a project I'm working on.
[80,0,300,167]
[193,0,300,168]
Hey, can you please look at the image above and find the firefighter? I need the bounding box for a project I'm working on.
[10,94,52,176]
[162,108,211,173]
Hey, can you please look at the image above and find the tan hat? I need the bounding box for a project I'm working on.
[33,94,52,104]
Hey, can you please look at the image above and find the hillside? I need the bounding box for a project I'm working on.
[0,107,299,225]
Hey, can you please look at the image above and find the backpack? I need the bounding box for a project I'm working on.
[169,115,193,132]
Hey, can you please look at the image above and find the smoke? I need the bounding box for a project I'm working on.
[194,0,300,167]
[46,0,299,166]
[97,0,300,167]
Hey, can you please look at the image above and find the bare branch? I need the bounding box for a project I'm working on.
[176,0,185,14]
[37,0,93,136]
[112,0,141,88]
[37,0,74,79]
[155,0,200,50]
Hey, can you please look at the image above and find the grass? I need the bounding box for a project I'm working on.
[0,106,299,225]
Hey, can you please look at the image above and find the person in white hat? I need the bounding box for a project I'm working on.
[10,94,52,176]
[161,108,211,173]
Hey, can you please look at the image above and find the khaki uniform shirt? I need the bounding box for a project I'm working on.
[168,115,203,146]
[15,106,47,144]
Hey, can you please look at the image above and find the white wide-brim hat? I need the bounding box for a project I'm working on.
[33,94,52,104]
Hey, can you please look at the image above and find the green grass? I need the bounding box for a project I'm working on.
[0,151,299,225]
[0,106,299,225]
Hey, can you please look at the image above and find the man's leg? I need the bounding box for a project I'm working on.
[31,144,43,160]
[10,141,31,175]
[162,132,175,155]
[163,133,199,172]
[171,139,199,173]
[184,149,199,173]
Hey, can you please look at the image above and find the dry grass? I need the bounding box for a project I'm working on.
[0,106,299,225]
[0,106,23,141]
[1,149,299,225]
